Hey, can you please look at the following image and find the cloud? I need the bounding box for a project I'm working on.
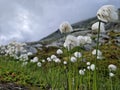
[0,0,120,45]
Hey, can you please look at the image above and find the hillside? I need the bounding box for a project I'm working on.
[38,9,120,46]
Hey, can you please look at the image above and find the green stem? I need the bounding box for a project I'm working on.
[94,21,101,90]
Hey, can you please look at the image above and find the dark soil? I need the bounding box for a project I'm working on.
[0,83,29,90]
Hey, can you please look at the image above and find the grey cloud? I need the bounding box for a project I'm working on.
[0,0,120,44]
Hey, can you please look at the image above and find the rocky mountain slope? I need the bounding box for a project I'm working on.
[36,9,120,47]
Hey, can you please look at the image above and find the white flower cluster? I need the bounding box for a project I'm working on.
[77,35,92,45]
[92,49,103,60]
[86,62,96,71]
[0,41,32,61]
[46,55,61,63]
[64,35,79,50]
[108,64,117,77]
[64,35,92,50]
[97,5,119,23]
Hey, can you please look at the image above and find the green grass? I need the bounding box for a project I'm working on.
[0,32,120,90]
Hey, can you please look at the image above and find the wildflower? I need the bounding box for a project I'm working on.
[31,57,38,63]
[86,62,91,66]
[19,54,28,61]
[37,62,42,67]
[79,70,85,75]
[77,36,92,45]
[97,55,103,60]
[64,35,78,50]
[108,64,117,71]
[87,66,91,70]
[22,62,28,66]
[63,61,67,65]
[59,21,73,33]
[41,59,45,63]
[91,22,105,33]
[74,52,82,58]
[90,64,95,71]
[92,49,102,57]
[54,58,61,63]
[97,5,119,22]
[47,57,52,62]
[109,72,115,77]
[56,49,63,55]
[70,56,77,62]
[51,55,57,61]
[27,52,33,56]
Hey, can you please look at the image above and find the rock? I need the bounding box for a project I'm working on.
[24,46,37,54]
[113,29,120,33]
[32,44,43,48]
[84,44,93,51]
[0,83,29,90]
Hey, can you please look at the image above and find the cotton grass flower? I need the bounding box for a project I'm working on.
[90,64,95,71]
[109,72,115,77]
[27,52,33,56]
[31,57,38,63]
[91,22,105,33]
[59,21,73,33]
[64,35,78,50]
[92,49,102,56]
[87,66,91,70]
[51,55,57,60]
[37,62,42,67]
[108,64,117,71]
[56,49,63,54]
[63,61,67,65]
[79,70,85,75]
[47,57,52,62]
[41,59,45,63]
[97,5,119,22]
[74,52,82,58]
[22,62,28,66]
[70,56,77,62]
[77,36,92,45]
[54,58,61,63]
[86,62,91,66]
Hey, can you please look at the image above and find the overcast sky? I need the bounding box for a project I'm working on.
[0,0,120,45]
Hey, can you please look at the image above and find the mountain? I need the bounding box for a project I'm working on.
[29,9,120,47]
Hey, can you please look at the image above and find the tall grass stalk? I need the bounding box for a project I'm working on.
[93,20,101,90]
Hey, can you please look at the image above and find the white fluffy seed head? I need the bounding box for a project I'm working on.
[47,57,52,62]
[70,56,77,62]
[108,64,117,71]
[87,66,91,70]
[31,57,38,63]
[91,22,105,33]
[90,64,95,71]
[37,62,42,67]
[79,70,85,75]
[51,55,57,60]
[86,62,91,65]
[97,5,119,22]
[109,72,115,77]
[63,61,67,65]
[42,59,45,63]
[92,49,102,56]
[54,58,61,63]
[74,52,82,58]
[59,21,73,33]
[64,35,79,50]
[77,36,92,45]
[56,49,63,55]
